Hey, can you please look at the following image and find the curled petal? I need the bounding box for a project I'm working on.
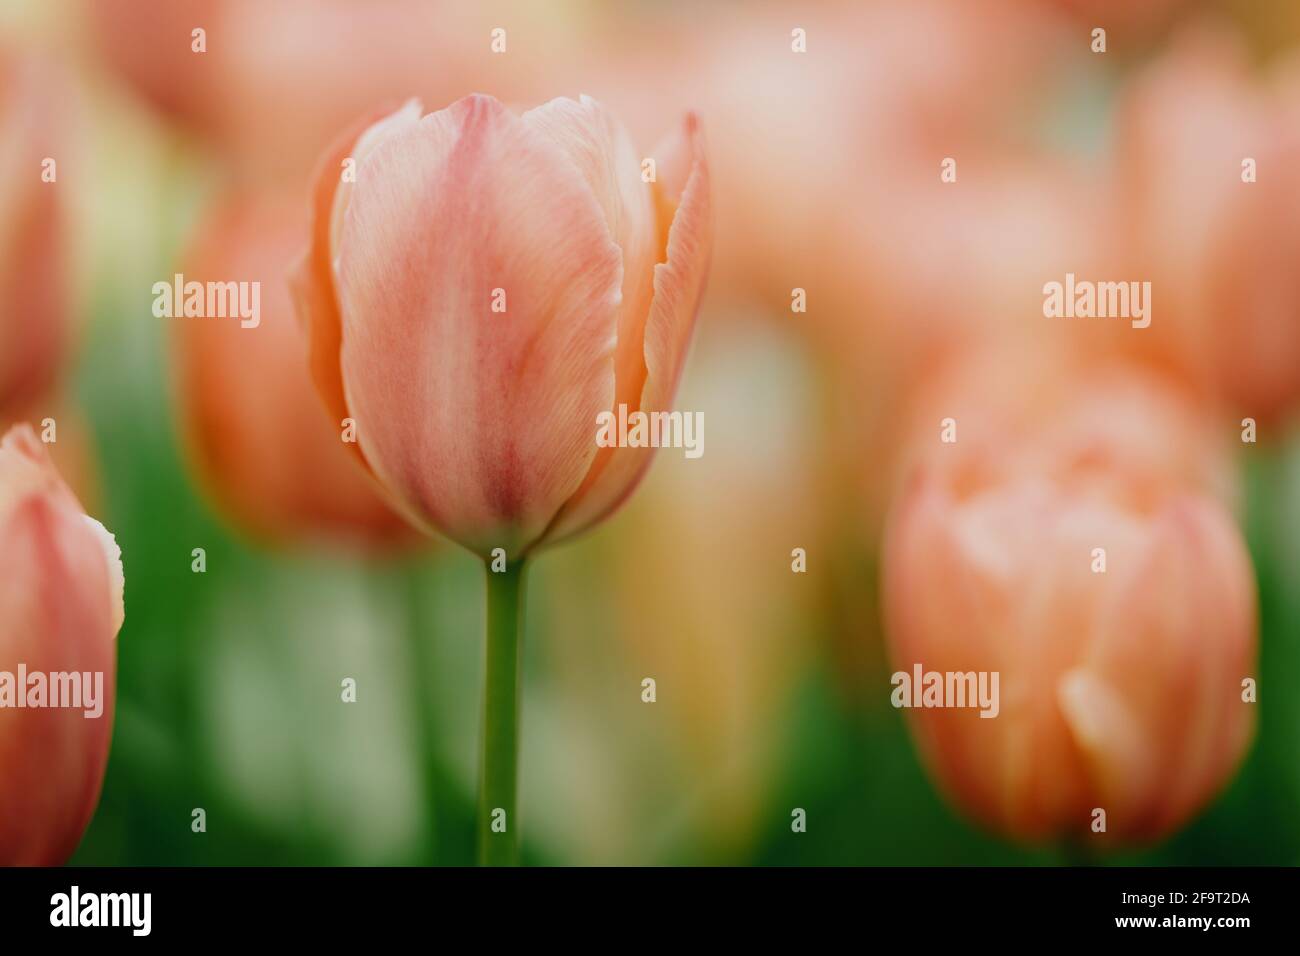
[289,102,418,447]
[544,112,711,545]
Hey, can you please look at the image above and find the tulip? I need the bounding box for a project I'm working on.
[293,93,709,558]
[1113,26,1300,426]
[172,192,417,550]
[0,425,124,865]
[881,354,1256,846]
[291,93,710,864]
[0,51,70,422]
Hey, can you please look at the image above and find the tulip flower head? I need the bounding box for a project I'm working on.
[0,425,123,865]
[882,355,1256,846]
[292,93,711,558]
[1114,26,1300,426]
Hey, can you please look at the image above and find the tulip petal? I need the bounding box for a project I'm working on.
[0,426,123,637]
[0,424,80,514]
[543,112,711,544]
[884,472,1009,830]
[1057,668,1155,831]
[1078,497,1255,839]
[289,102,419,446]
[334,94,622,555]
[523,95,658,401]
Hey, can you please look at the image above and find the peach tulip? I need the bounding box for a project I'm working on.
[0,425,123,865]
[291,93,711,559]
[881,353,1256,845]
[1112,25,1300,426]
[0,50,69,421]
[173,193,417,550]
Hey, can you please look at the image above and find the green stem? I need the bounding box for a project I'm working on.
[479,558,526,866]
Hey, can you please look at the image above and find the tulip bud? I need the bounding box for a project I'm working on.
[0,425,123,865]
[0,51,70,421]
[881,355,1256,846]
[172,193,418,550]
[291,94,711,557]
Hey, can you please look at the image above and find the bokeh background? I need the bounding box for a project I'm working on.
[2,0,1299,865]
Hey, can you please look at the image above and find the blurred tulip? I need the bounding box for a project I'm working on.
[89,0,569,183]
[0,49,70,420]
[1112,25,1300,426]
[881,351,1256,845]
[291,94,711,558]
[0,424,123,865]
[890,345,1238,514]
[173,193,417,550]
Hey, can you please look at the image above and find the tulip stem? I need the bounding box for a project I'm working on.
[479,557,526,866]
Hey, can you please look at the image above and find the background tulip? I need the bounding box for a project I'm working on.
[882,355,1256,845]
[0,424,123,865]
[0,49,69,421]
[1110,25,1300,426]
[172,192,417,551]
